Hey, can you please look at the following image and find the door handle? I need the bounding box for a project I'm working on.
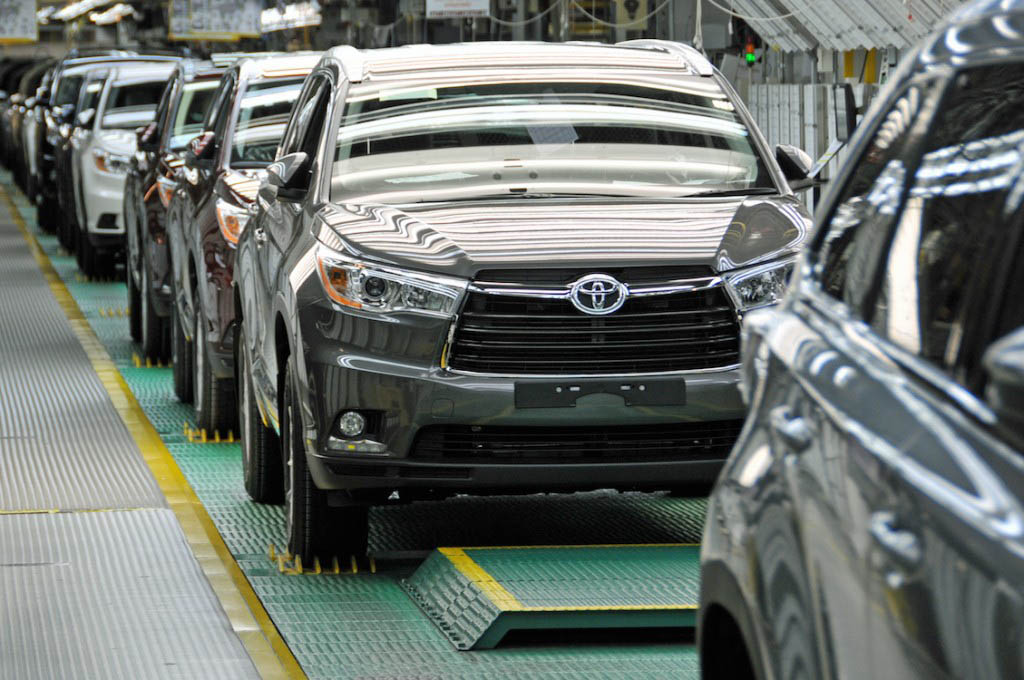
[769,406,812,452]
[254,227,267,246]
[870,511,922,570]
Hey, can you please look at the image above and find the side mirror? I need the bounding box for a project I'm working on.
[137,121,159,153]
[35,85,47,101]
[56,103,75,125]
[75,108,95,128]
[184,131,216,168]
[267,151,310,202]
[776,144,814,191]
[984,327,1024,437]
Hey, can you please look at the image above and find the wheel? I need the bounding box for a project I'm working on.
[193,302,235,434]
[78,230,94,277]
[37,196,56,234]
[127,266,142,342]
[282,360,368,563]
[172,303,193,403]
[140,257,168,360]
[239,324,282,503]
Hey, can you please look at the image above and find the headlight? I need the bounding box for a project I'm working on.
[723,257,796,312]
[216,199,250,246]
[315,244,466,317]
[93,148,130,174]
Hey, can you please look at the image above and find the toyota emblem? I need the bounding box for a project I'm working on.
[570,274,627,315]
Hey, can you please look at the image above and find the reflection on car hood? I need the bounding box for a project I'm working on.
[223,169,266,203]
[318,195,811,278]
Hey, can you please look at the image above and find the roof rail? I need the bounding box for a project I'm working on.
[617,39,714,76]
[330,45,366,83]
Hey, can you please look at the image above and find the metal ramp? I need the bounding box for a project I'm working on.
[404,544,699,650]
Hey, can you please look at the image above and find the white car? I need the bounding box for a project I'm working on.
[72,63,174,276]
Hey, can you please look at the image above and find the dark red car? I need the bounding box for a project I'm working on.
[167,54,317,432]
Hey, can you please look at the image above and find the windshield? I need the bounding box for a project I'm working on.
[54,74,83,107]
[169,80,218,150]
[230,78,304,167]
[332,72,775,204]
[101,80,165,130]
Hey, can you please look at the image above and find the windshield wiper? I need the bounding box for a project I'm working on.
[684,187,780,198]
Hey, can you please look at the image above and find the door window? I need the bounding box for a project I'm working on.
[869,63,1024,387]
[815,78,944,316]
[280,76,327,157]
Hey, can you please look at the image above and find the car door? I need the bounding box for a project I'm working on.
[754,72,948,680]
[252,74,331,420]
[175,73,234,326]
[853,59,1024,680]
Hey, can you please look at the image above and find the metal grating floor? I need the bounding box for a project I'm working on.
[0,509,257,680]
[0,186,259,679]
[3,172,707,679]
[0,215,163,512]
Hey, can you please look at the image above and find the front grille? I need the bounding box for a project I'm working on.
[447,284,740,375]
[475,266,714,287]
[411,420,744,465]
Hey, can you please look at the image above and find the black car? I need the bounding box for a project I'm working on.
[699,2,1024,679]
[0,59,33,167]
[7,60,54,192]
[125,60,224,362]
[234,41,814,564]
[167,54,317,433]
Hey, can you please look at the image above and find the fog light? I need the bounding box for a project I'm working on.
[338,411,365,438]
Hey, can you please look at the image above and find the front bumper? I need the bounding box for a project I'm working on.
[82,165,126,237]
[302,339,744,493]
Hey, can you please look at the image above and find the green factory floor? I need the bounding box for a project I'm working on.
[3,173,708,679]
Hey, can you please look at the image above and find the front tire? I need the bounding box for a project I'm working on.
[127,267,142,342]
[140,257,168,360]
[172,303,193,403]
[193,303,235,434]
[238,324,282,503]
[282,360,368,564]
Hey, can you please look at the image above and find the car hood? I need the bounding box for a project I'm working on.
[318,194,812,278]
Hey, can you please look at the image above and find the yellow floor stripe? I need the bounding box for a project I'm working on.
[438,547,526,611]
[1,187,305,680]
[440,546,697,613]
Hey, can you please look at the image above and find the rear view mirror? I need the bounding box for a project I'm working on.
[775,144,814,191]
[983,327,1024,438]
[834,84,857,142]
